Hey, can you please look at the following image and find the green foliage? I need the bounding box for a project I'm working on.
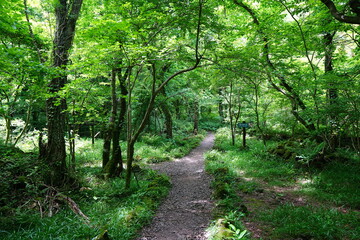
[0,143,44,214]
[2,0,360,238]
[136,131,205,163]
[0,159,171,240]
[199,116,224,131]
[208,127,360,239]
[206,211,249,240]
[205,147,249,239]
[211,128,297,185]
[261,205,360,240]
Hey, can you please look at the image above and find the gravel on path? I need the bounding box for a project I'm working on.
[137,133,215,240]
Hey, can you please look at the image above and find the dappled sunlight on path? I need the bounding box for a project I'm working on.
[136,133,215,240]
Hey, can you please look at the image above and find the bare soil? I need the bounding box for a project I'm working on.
[136,133,215,240]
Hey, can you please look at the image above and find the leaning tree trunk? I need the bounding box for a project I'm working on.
[44,0,83,186]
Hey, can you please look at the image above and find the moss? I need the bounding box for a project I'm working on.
[213,182,230,199]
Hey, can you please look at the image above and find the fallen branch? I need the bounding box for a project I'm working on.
[39,184,91,225]
[56,193,90,225]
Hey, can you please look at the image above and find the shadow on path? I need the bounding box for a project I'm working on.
[137,133,215,240]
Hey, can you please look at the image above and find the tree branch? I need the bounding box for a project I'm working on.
[320,0,360,24]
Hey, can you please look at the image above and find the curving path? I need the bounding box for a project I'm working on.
[137,133,215,240]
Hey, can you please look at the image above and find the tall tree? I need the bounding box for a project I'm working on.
[233,0,317,133]
[44,0,83,186]
[125,0,204,188]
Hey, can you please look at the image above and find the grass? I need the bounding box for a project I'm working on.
[302,160,360,208]
[261,205,360,240]
[0,129,205,240]
[209,128,297,186]
[205,127,360,240]
[0,168,171,240]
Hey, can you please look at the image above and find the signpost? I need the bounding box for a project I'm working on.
[237,121,250,148]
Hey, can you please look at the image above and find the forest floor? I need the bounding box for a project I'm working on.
[238,176,360,239]
[239,179,316,239]
[134,132,359,240]
[136,133,215,240]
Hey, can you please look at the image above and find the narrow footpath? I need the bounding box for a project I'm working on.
[137,133,215,240]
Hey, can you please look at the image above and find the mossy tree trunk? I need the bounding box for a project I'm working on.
[45,0,83,186]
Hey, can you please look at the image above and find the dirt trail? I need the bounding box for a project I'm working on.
[137,133,215,240]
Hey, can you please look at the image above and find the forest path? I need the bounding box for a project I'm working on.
[136,133,215,240]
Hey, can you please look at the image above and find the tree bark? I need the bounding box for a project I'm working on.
[218,88,225,120]
[159,87,173,138]
[324,31,338,149]
[45,0,83,186]
[104,67,130,177]
[228,82,235,145]
[324,32,337,104]
[102,69,117,171]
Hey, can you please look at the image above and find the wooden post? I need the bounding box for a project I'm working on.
[242,121,246,148]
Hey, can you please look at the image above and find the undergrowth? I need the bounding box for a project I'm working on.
[205,127,360,239]
[0,130,204,240]
[0,170,171,240]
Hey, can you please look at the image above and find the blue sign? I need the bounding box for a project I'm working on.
[237,122,250,128]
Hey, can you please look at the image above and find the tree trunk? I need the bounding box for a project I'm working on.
[218,88,225,120]
[193,99,199,135]
[228,82,235,146]
[4,117,11,145]
[253,83,266,146]
[46,95,68,185]
[324,32,337,106]
[104,67,130,177]
[125,139,135,188]
[160,87,173,139]
[103,69,117,171]
[45,0,83,186]
[324,31,338,149]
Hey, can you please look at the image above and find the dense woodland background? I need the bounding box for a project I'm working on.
[0,0,359,239]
